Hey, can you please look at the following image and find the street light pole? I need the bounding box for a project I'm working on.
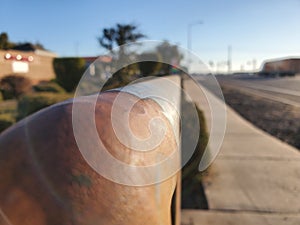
[187,21,203,70]
[187,21,203,51]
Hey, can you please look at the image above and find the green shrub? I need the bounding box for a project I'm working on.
[181,102,208,181]
[0,92,3,102]
[0,100,17,116]
[0,74,32,100]
[17,93,72,120]
[53,57,86,92]
[181,97,209,209]
[33,82,65,93]
[0,113,15,133]
[138,52,162,76]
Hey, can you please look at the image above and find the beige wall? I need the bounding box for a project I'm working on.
[0,50,56,83]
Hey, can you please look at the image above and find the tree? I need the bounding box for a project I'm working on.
[0,32,45,50]
[98,23,146,52]
[156,41,183,75]
[98,23,146,86]
[53,58,86,92]
[35,42,46,50]
[138,52,162,76]
[0,32,10,49]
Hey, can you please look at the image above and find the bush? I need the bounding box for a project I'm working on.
[33,82,65,93]
[17,93,71,120]
[181,102,208,180]
[0,92,3,102]
[53,58,86,92]
[0,74,32,100]
[181,97,209,209]
[0,113,15,133]
[138,52,162,76]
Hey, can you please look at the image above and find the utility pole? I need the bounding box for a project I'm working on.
[227,45,232,74]
[252,58,257,72]
[187,21,203,70]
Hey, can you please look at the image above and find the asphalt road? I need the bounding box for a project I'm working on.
[216,75,300,107]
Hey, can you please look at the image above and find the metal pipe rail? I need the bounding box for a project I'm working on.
[0,75,182,225]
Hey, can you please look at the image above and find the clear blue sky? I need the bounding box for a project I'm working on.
[1,0,300,72]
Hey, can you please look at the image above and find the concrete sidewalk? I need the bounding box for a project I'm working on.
[181,79,300,225]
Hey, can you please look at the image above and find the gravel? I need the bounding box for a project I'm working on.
[220,85,300,150]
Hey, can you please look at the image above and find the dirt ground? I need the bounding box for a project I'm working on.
[220,85,300,150]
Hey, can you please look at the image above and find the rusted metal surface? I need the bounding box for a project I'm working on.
[0,76,182,225]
